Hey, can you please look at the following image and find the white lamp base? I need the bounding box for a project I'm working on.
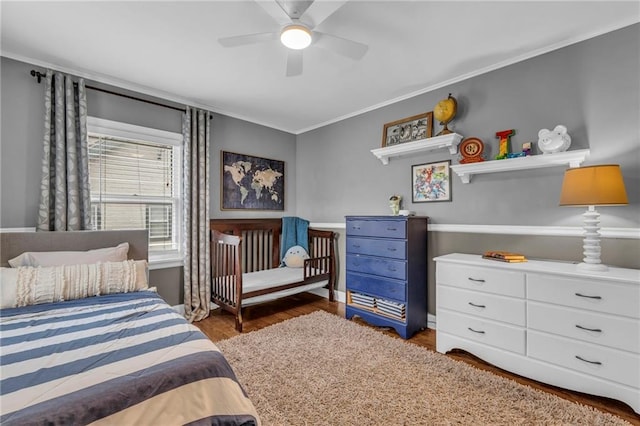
[578,205,608,272]
[576,262,608,272]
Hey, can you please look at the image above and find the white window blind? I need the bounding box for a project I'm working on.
[87,118,182,258]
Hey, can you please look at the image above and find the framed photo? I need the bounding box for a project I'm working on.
[221,151,285,210]
[382,112,433,147]
[411,160,452,203]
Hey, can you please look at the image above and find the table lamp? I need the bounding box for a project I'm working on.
[559,164,628,272]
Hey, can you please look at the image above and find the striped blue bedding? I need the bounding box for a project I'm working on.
[0,291,259,425]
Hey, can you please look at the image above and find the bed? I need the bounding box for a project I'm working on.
[0,230,260,426]
[210,219,336,332]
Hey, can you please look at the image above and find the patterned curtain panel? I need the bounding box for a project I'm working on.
[37,70,91,231]
[183,107,211,322]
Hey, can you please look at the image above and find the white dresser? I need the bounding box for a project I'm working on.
[434,253,640,414]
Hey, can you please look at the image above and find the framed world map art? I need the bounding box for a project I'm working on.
[221,151,285,210]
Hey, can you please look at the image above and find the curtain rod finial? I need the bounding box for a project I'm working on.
[30,69,45,83]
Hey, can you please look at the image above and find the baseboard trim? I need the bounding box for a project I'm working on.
[310,222,640,239]
[309,287,346,303]
[428,314,436,330]
[177,290,438,330]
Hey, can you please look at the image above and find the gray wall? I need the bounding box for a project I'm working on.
[210,113,297,217]
[0,57,185,227]
[296,24,640,228]
[296,24,640,314]
[2,24,639,312]
[0,56,295,305]
[1,57,44,228]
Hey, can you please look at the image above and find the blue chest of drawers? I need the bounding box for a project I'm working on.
[345,216,428,339]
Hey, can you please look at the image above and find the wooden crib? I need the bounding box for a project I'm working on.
[210,218,336,332]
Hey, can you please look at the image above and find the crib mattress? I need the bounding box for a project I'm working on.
[242,267,328,306]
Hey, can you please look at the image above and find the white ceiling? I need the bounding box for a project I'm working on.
[2,1,638,134]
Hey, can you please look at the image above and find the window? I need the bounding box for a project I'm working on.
[87,117,183,266]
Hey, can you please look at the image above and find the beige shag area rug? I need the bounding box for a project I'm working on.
[217,311,629,426]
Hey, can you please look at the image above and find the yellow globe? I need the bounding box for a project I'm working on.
[433,93,457,135]
[434,94,457,124]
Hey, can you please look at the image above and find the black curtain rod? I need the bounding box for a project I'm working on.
[30,69,211,118]
[86,85,186,113]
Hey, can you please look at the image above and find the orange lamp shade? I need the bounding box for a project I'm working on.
[559,165,628,207]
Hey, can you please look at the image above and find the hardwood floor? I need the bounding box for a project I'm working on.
[194,293,640,425]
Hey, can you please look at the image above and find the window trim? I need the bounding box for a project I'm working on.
[87,117,184,268]
[87,117,183,147]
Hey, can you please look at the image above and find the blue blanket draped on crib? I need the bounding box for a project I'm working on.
[280,216,309,264]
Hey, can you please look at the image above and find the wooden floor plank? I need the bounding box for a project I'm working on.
[194,293,640,425]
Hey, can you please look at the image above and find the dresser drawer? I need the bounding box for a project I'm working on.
[436,263,525,298]
[346,237,406,260]
[437,309,525,354]
[527,274,640,319]
[527,301,639,353]
[347,272,406,302]
[528,330,639,389]
[346,255,406,281]
[346,219,406,239]
[438,285,525,326]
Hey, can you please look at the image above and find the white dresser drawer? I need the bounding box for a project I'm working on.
[438,285,525,326]
[528,301,640,353]
[435,254,640,413]
[528,330,640,389]
[437,309,525,354]
[528,273,640,318]
[437,263,525,298]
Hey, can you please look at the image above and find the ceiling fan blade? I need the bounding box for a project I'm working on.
[303,0,348,28]
[314,31,368,60]
[286,50,303,77]
[218,32,277,48]
[255,0,293,25]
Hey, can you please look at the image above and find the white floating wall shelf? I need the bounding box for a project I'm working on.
[371,133,464,165]
[450,149,590,183]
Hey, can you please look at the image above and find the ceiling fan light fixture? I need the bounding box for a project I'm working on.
[280,24,312,50]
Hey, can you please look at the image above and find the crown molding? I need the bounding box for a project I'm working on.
[1,51,297,134]
[295,19,640,135]
[4,19,637,136]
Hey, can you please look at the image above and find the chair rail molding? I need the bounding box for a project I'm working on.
[310,223,640,239]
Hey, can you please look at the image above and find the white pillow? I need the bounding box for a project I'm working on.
[0,267,18,309]
[283,245,310,268]
[8,243,129,268]
[0,260,148,308]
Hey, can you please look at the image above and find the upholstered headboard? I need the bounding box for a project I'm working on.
[0,230,149,267]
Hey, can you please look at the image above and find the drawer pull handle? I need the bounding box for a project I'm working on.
[388,267,397,272]
[353,244,361,248]
[575,355,602,366]
[468,277,485,283]
[468,302,486,308]
[387,227,397,231]
[467,327,485,334]
[575,293,602,300]
[387,247,397,251]
[575,325,602,333]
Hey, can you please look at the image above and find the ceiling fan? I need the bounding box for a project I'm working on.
[218,0,368,77]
